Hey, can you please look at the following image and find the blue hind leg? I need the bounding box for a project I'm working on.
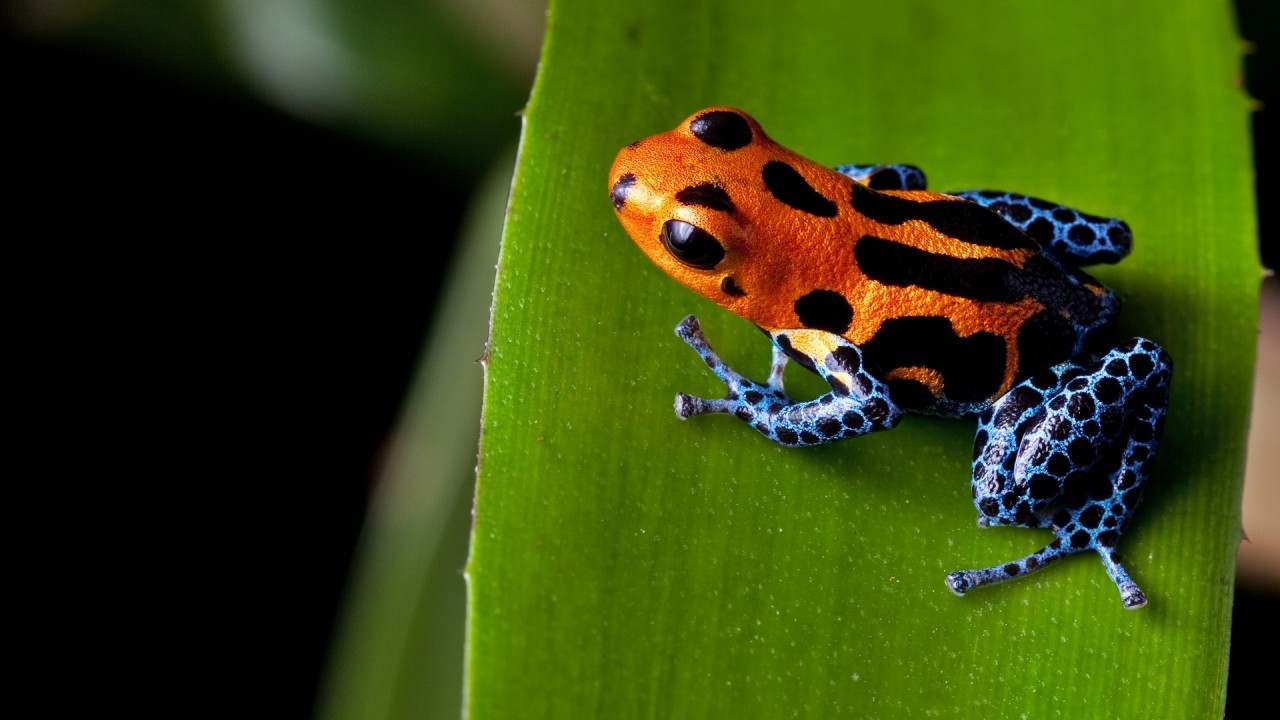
[947,337,1172,608]
[949,190,1132,266]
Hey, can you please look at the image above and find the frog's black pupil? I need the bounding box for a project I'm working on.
[660,220,724,269]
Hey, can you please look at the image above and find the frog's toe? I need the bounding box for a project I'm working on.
[945,571,974,596]
[674,314,703,342]
[675,392,709,418]
[1122,587,1147,610]
[675,392,737,418]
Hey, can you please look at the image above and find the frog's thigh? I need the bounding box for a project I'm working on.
[970,337,1171,536]
[956,338,1170,605]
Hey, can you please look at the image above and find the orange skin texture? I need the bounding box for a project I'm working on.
[609,107,1070,400]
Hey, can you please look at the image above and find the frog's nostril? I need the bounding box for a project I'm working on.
[611,173,637,211]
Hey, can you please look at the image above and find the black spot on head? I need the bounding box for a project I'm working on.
[675,183,736,213]
[720,276,746,297]
[794,289,853,333]
[763,161,838,217]
[689,110,753,150]
[611,173,636,210]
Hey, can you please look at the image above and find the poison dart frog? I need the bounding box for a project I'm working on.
[608,107,1171,609]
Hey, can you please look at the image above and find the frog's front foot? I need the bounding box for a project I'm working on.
[673,316,902,446]
[673,315,791,420]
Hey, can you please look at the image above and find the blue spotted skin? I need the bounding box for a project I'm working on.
[833,163,927,191]
[673,162,1170,607]
[675,316,903,445]
[949,337,1171,608]
[950,189,1134,265]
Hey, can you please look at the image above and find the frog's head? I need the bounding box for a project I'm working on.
[608,107,779,308]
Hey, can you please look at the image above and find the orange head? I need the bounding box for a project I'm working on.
[608,108,861,319]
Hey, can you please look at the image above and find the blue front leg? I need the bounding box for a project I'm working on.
[674,316,902,445]
[947,337,1172,608]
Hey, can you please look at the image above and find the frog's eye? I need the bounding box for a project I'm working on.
[660,219,724,269]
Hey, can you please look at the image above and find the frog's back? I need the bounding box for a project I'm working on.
[843,211,1121,417]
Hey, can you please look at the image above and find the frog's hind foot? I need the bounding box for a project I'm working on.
[945,540,1074,599]
[946,541,1147,609]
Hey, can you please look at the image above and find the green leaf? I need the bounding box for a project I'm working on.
[472,0,1259,717]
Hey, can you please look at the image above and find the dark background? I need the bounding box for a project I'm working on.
[5,1,1274,716]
